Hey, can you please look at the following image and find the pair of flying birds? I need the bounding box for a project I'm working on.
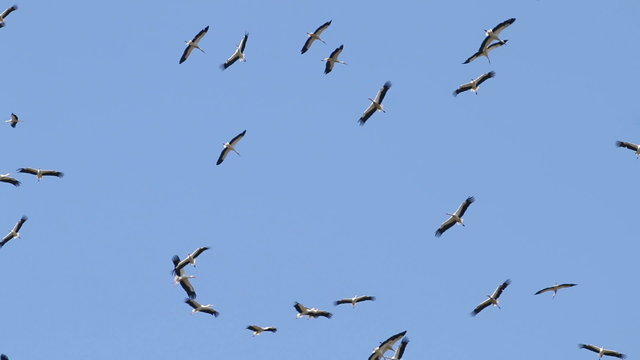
[0,168,64,187]
[179,26,248,70]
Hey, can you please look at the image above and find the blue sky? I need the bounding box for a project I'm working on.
[2,1,639,359]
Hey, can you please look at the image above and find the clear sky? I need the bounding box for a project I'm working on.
[2,1,639,359]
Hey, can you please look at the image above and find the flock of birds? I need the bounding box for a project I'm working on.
[0,4,634,359]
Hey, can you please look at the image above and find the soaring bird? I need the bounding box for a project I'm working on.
[322,45,346,74]
[390,337,410,360]
[1,216,27,248]
[17,168,64,180]
[463,39,508,64]
[221,33,249,70]
[216,130,246,165]
[534,283,577,298]
[172,247,210,274]
[0,4,17,28]
[616,141,640,157]
[579,345,626,359]
[359,82,392,126]
[471,279,511,316]
[334,295,376,307]
[179,26,209,64]
[0,173,20,187]
[185,298,219,317]
[483,18,516,45]
[453,72,495,96]
[301,20,331,54]
[368,331,407,360]
[294,302,332,319]
[246,325,277,336]
[435,196,475,237]
[5,113,20,128]
[172,256,196,299]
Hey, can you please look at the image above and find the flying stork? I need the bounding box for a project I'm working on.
[463,39,508,64]
[5,113,20,128]
[615,141,640,157]
[221,33,248,70]
[483,18,516,45]
[579,344,626,359]
[17,168,64,180]
[453,72,495,96]
[389,337,410,360]
[172,246,210,274]
[172,256,197,299]
[534,283,577,298]
[471,279,511,316]
[0,173,20,187]
[435,196,475,237]
[1,215,27,248]
[294,302,332,319]
[368,330,407,360]
[322,45,346,74]
[185,298,219,317]
[179,26,209,64]
[0,4,17,28]
[246,325,277,336]
[359,81,392,126]
[216,130,246,165]
[301,20,331,54]
[334,295,376,307]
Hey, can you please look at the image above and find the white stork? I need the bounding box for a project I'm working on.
[0,5,17,28]
[453,72,495,96]
[322,45,346,74]
[294,302,332,319]
[463,39,508,64]
[301,20,331,54]
[17,168,64,180]
[616,141,640,157]
[579,345,626,359]
[471,279,511,316]
[334,295,376,307]
[172,247,210,274]
[0,173,20,187]
[5,113,20,128]
[534,283,577,298]
[172,256,197,299]
[435,196,475,237]
[246,325,277,336]
[359,82,392,126]
[368,330,407,360]
[221,33,248,70]
[389,337,410,360]
[216,130,246,165]
[179,26,209,64]
[483,18,516,45]
[185,298,219,317]
[1,215,27,248]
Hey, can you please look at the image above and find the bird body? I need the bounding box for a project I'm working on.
[453,72,495,96]
[172,247,210,274]
[322,45,346,74]
[435,196,475,237]
[334,295,376,307]
[294,302,332,319]
[17,168,64,180]
[359,82,392,126]
[179,26,209,64]
[1,216,27,248]
[471,279,511,316]
[221,33,249,70]
[185,298,219,316]
[534,283,577,297]
[247,325,277,336]
[5,113,20,127]
[463,39,507,64]
[483,18,516,45]
[579,344,626,359]
[216,130,246,165]
[301,20,331,54]
[172,255,197,299]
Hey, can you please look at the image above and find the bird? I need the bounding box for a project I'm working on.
[0,173,20,187]
[435,196,475,237]
[301,20,331,54]
[483,18,516,45]
[322,45,346,74]
[185,298,219,317]
[294,302,332,319]
[172,256,196,299]
[172,247,210,274]
[359,81,392,126]
[5,113,20,128]
[17,168,64,180]
[463,39,508,64]
[471,279,511,316]
[616,141,640,157]
[368,330,407,360]
[246,325,277,336]
[534,283,577,298]
[221,33,249,70]
[0,4,17,28]
[453,72,495,96]
[1,215,27,248]
[216,130,246,165]
[334,295,376,307]
[579,344,626,359]
[179,26,209,64]
[390,337,410,360]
